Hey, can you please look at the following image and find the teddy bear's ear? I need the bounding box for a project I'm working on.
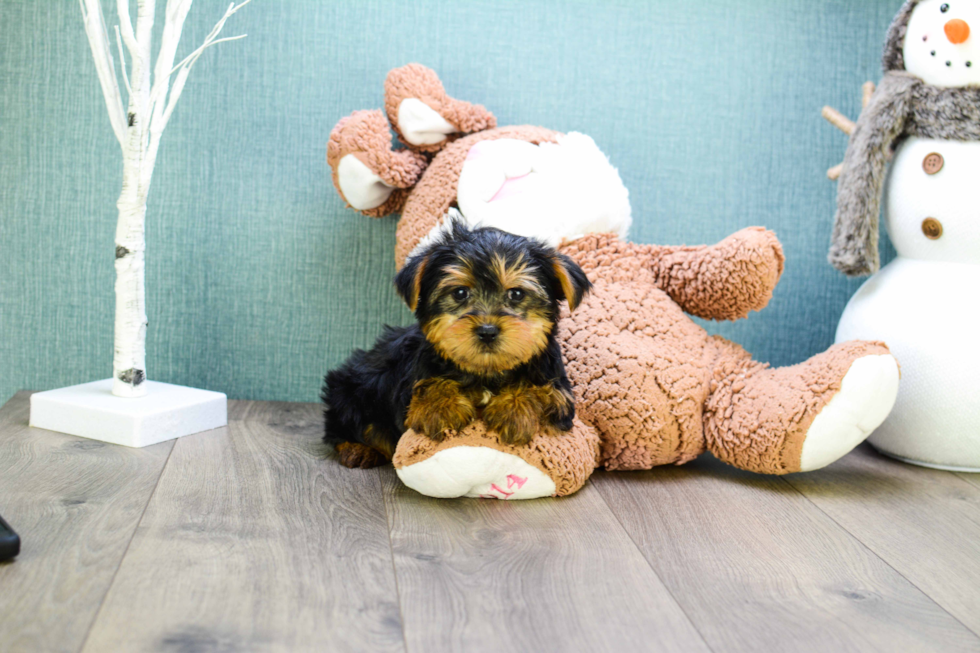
[384,64,497,154]
[549,253,592,312]
[327,110,429,218]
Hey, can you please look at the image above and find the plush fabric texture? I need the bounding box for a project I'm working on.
[1,1,903,406]
[454,133,633,252]
[384,63,497,154]
[393,419,600,497]
[704,339,892,473]
[831,73,917,276]
[327,110,428,217]
[882,0,922,73]
[393,126,560,267]
[557,232,885,474]
[831,0,980,276]
[329,64,900,496]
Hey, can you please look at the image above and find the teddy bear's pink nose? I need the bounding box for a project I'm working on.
[945,18,970,44]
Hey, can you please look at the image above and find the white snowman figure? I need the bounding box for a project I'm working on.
[829,0,980,470]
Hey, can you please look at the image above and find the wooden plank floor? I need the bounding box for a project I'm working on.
[1,392,978,653]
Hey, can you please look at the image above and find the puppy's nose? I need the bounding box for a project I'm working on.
[475,324,500,344]
[945,18,970,44]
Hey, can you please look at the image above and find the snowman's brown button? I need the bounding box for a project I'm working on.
[922,217,943,240]
[923,152,944,175]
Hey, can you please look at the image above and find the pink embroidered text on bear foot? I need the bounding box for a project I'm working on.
[480,477,528,499]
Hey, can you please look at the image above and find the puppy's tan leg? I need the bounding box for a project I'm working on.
[484,385,575,445]
[534,385,575,433]
[480,386,539,446]
[406,378,476,441]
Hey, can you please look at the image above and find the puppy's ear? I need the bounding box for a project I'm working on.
[550,253,592,312]
[395,254,429,312]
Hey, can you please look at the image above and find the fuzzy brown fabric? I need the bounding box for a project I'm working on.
[556,233,884,474]
[326,110,428,217]
[705,339,892,473]
[384,64,497,154]
[647,227,785,320]
[392,419,601,497]
[327,64,895,494]
[393,125,560,267]
[831,2,980,276]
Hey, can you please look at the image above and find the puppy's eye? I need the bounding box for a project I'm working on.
[941,3,950,12]
[451,287,470,302]
[507,288,525,302]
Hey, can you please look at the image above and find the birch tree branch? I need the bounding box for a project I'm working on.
[157,29,246,130]
[146,0,194,151]
[145,0,251,170]
[79,0,252,397]
[114,25,132,97]
[80,0,127,148]
[116,0,139,57]
[168,33,247,76]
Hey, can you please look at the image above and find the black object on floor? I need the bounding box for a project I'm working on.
[0,513,20,561]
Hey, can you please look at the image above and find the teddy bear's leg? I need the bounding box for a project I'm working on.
[326,109,428,217]
[384,64,496,153]
[704,338,899,474]
[558,280,719,471]
[392,420,600,499]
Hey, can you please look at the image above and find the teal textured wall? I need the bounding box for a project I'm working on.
[0,0,900,404]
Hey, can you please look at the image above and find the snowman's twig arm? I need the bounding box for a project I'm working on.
[830,73,917,277]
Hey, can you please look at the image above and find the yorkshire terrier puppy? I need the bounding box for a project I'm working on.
[322,221,592,469]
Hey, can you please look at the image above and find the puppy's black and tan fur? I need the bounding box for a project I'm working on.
[322,221,591,469]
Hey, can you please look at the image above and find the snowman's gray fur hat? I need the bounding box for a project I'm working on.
[882,0,921,72]
[829,0,980,276]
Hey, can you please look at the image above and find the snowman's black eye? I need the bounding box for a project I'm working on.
[931,50,937,56]
[947,60,953,66]
[941,4,950,13]
[968,61,974,67]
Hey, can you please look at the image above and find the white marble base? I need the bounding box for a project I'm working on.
[29,379,227,448]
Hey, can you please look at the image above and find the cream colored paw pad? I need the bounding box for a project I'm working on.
[397,98,456,146]
[395,445,555,500]
[336,154,394,210]
[800,354,900,472]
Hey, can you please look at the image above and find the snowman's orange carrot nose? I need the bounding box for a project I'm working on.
[945,19,970,44]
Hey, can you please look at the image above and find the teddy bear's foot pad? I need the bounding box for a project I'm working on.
[800,354,900,472]
[393,420,600,499]
[396,446,556,499]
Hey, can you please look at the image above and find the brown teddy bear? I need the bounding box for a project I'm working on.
[326,64,900,499]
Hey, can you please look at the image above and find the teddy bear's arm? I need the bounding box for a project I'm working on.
[645,227,785,321]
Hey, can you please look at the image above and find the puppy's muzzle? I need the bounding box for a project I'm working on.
[475,324,500,344]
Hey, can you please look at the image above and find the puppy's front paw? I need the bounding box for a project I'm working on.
[406,378,476,440]
[483,386,542,446]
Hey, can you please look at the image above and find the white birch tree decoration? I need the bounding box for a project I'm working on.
[79,0,251,397]
[29,1,249,447]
